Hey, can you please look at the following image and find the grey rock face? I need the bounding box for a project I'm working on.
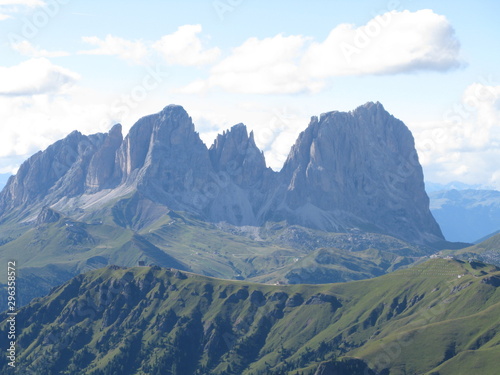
[0,102,444,245]
[206,123,273,226]
[209,123,267,187]
[114,105,214,210]
[0,129,109,213]
[272,102,443,244]
[85,124,123,192]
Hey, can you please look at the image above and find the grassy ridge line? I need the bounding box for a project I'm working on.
[0,258,498,374]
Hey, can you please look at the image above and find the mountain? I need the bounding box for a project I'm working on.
[425,181,485,193]
[476,229,500,243]
[0,102,450,305]
[274,102,442,244]
[439,232,500,267]
[429,189,500,243]
[0,208,431,306]
[1,258,499,374]
[0,102,443,244]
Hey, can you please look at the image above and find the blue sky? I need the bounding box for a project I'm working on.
[0,0,499,188]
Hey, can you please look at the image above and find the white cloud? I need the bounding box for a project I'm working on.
[302,9,462,77]
[0,0,45,21]
[0,87,116,164]
[182,10,462,95]
[414,82,500,189]
[0,58,80,96]
[179,34,323,95]
[152,24,220,66]
[79,25,219,67]
[11,40,69,57]
[79,35,149,65]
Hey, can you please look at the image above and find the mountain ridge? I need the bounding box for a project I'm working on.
[429,188,500,243]
[0,102,444,246]
[1,258,499,374]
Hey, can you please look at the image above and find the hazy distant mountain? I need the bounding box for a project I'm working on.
[425,181,485,193]
[429,189,500,243]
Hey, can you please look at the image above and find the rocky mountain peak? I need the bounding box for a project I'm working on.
[209,123,267,187]
[0,129,108,213]
[115,105,198,178]
[108,123,123,137]
[276,102,443,243]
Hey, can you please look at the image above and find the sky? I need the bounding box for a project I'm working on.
[0,0,499,189]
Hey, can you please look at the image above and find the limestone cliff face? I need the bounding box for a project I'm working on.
[206,124,273,226]
[85,124,123,192]
[275,102,442,243]
[113,105,213,210]
[0,129,110,213]
[0,102,444,245]
[209,123,267,187]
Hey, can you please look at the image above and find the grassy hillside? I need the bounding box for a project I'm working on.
[439,232,500,266]
[1,258,498,374]
[0,207,432,306]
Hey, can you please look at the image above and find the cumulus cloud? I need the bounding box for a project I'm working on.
[0,88,114,165]
[0,58,80,96]
[413,82,500,189]
[79,25,219,66]
[179,34,323,95]
[79,35,149,64]
[302,9,462,77]
[152,24,220,66]
[11,40,69,57]
[0,0,45,20]
[181,9,462,95]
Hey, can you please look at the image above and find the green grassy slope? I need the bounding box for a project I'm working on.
[0,207,432,306]
[1,258,498,374]
[439,232,500,266]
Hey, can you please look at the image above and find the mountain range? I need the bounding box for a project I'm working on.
[0,102,443,245]
[429,189,500,243]
[0,101,499,374]
[0,102,463,306]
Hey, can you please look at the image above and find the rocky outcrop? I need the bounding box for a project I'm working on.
[481,275,500,287]
[209,123,267,187]
[36,206,61,225]
[0,102,444,245]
